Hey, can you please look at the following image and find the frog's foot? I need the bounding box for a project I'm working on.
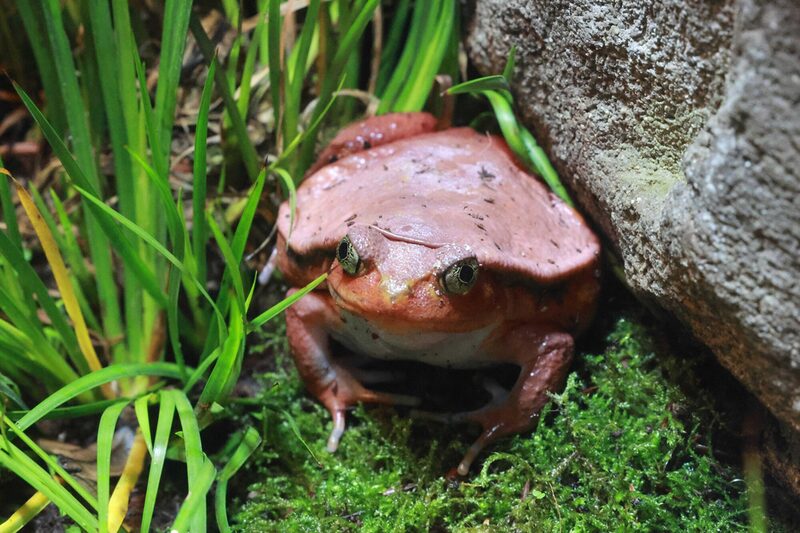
[454,332,574,475]
[287,290,421,452]
[411,335,573,475]
[320,364,420,452]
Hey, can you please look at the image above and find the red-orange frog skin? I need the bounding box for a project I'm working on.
[276,112,601,475]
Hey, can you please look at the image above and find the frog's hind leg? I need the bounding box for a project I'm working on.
[285,290,419,452]
[425,329,574,475]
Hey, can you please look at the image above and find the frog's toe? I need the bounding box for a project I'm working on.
[458,426,502,476]
[326,409,347,452]
[320,371,421,453]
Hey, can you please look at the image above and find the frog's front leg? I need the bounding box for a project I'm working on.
[454,328,574,475]
[285,289,418,452]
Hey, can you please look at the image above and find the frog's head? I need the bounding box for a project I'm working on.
[326,224,498,331]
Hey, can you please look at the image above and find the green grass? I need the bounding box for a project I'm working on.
[232,314,750,531]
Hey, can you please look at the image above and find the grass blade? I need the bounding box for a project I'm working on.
[298,0,379,171]
[14,179,109,397]
[193,58,217,287]
[14,1,66,133]
[375,0,411,95]
[215,427,262,532]
[153,0,192,169]
[284,0,321,143]
[268,0,282,140]
[96,401,129,533]
[199,304,244,406]
[482,90,574,206]
[170,456,216,533]
[0,488,51,532]
[249,272,327,330]
[107,430,148,533]
[207,215,246,312]
[272,168,296,240]
[447,75,510,95]
[390,0,454,112]
[139,391,175,533]
[134,394,154,455]
[15,363,186,431]
[171,389,208,532]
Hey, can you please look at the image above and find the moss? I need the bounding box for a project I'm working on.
[231,316,750,531]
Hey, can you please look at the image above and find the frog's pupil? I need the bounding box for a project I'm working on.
[458,264,474,284]
[337,241,349,261]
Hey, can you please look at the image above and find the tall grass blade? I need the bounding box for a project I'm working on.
[267,0,282,141]
[107,430,148,532]
[140,391,175,533]
[193,58,217,288]
[16,363,185,431]
[70,182,226,332]
[153,0,192,170]
[215,427,262,532]
[375,0,411,95]
[15,1,66,133]
[447,75,509,95]
[96,401,129,533]
[170,456,216,533]
[0,488,51,532]
[14,179,111,398]
[249,272,327,330]
[483,90,574,206]
[198,303,244,406]
[284,0,321,143]
[171,389,208,532]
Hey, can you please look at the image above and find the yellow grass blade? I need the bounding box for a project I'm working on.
[3,169,113,399]
[0,486,55,533]
[107,429,148,532]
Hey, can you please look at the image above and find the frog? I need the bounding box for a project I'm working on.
[275,112,601,475]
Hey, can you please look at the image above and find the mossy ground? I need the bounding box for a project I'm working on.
[226,290,769,531]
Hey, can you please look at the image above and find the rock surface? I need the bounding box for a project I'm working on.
[465,0,800,464]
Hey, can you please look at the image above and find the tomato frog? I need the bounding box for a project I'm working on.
[275,112,601,475]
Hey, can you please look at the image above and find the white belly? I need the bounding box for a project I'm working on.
[331,310,495,368]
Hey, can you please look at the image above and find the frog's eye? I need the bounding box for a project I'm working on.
[336,235,360,275]
[441,257,479,295]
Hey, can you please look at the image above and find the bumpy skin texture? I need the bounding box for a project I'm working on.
[276,112,601,474]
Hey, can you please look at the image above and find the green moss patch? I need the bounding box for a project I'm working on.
[232,316,749,531]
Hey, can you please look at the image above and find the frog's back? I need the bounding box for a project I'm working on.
[278,127,599,283]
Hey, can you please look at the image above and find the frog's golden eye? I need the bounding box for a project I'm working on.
[336,235,360,275]
[442,257,479,295]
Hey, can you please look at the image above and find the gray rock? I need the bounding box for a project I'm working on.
[466,0,800,448]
